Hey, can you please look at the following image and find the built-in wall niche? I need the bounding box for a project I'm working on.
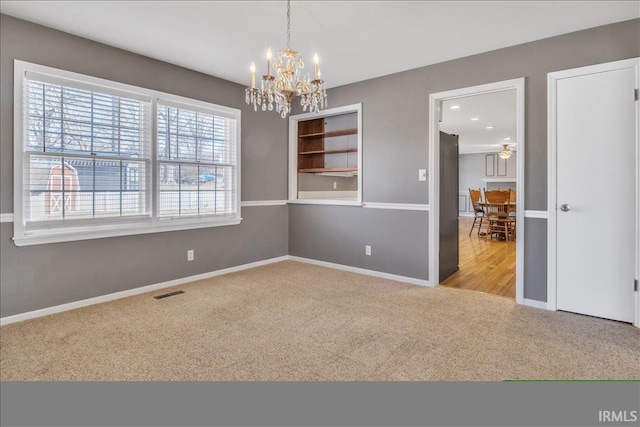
[289,104,362,203]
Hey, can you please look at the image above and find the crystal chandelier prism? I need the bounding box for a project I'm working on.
[245,0,327,118]
[499,144,513,160]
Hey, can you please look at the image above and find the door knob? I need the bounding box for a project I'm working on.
[560,204,571,212]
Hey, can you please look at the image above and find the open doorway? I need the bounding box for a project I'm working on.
[428,79,525,304]
[440,90,517,297]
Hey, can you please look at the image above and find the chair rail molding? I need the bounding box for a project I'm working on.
[0,213,15,223]
[363,202,429,211]
[524,210,549,219]
[240,200,288,207]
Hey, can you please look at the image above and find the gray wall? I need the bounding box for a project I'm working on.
[323,18,639,208]
[459,152,517,194]
[523,219,548,302]
[2,15,639,317]
[0,207,288,316]
[289,205,428,280]
[0,15,289,317]
[290,19,640,298]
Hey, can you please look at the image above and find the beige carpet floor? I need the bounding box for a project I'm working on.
[1,261,639,381]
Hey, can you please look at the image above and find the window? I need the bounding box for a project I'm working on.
[156,102,237,218]
[23,76,152,225]
[288,103,362,205]
[14,61,241,246]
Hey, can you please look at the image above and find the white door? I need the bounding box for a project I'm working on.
[554,60,638,322]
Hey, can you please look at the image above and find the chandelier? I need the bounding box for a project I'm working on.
[245,0,327,118]
[499,144,513,160]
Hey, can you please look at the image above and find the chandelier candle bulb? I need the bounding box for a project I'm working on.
[266,48,272,76]
[250,63,256,89]
[313,53,319,80]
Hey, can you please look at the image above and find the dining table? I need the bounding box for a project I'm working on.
[478,201,516,212]
[477,201,516,239]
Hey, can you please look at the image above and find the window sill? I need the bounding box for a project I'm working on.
[13,217,242,247]
[287,199,363,207]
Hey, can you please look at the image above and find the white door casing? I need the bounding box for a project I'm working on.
[548,58,639,325]
[428,78,525,304]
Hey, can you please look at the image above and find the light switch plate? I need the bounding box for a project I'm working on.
[419,169,427,181]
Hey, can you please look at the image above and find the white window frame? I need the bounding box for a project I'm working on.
[288,103,363,206]
[13,60,241,246]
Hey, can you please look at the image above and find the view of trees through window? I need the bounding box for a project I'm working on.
[23,77,237,225]
[156,105,236,218]
[25,80,149,222]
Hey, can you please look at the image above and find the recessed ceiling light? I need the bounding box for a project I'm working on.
[504,137,511,141]
[450,105,461,110]
[471,117,479,121]
[486,126,494,129]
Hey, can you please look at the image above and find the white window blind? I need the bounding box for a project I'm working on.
[23,77,151,227]
[157,103,237,219]
[14,61,241,246]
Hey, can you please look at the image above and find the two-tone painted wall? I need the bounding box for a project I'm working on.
[289,18,640,302]
[1,14,639,317]
[0,15,289,317]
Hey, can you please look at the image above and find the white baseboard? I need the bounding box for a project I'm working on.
[9,253,541,325]
[288,256,432,287]
[0,255,289,326]
[458,212,474,217]
[523,298,549,310]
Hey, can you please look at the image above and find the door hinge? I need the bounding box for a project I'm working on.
[635,89,639,101]
[635,279,638,292]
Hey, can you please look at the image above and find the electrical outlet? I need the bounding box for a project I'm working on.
[333,181,337,189]
[419,169,427,181]
[365,245,371,256]
[187,250,194,261]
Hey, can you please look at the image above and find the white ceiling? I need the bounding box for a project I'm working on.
[440,90,517,155]
[1,1,638,89]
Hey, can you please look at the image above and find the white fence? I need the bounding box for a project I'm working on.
[28,190,234,220]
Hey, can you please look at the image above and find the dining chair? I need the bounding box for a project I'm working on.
[483,189,513,241]
[484,189,510,204]
[468,188,486,236]
[508,188,517,238]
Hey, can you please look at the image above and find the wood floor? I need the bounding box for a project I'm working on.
[439,216,516,298]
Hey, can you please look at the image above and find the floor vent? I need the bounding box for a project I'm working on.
[153,290,185,300]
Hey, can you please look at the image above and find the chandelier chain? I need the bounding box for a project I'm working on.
[287,0,291,49]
